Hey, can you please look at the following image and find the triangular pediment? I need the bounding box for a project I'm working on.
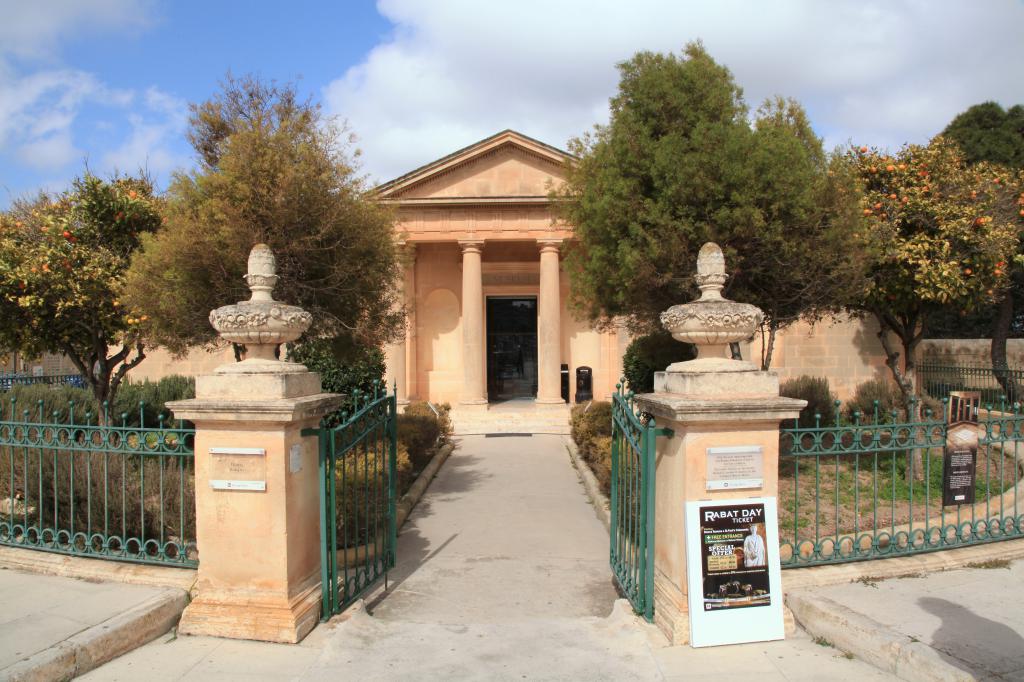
[376,130,573,201]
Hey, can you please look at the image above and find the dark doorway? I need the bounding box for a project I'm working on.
[486,297,537,400]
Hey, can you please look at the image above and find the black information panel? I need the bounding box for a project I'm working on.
[943,423,978,507]
[698,502,772,612]
[942,444,977,506]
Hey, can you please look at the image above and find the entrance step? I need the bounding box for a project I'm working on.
[449,402,571,435]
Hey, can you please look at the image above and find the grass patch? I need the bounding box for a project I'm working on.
[813,636,833,647]
[966,558,1012,569]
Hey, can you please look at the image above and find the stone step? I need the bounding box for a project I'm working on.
[448,405,572,435]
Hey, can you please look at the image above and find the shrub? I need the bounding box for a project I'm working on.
[845,378,906,422]
[395,442,414,496]
[398,417,440,471]
[570,401,612,454]
[780,376,838,428]
[404,401,452,445]
[1,375,195,426]
[590,435,613,496]
[622,330,695,393]
[570,401,614,495]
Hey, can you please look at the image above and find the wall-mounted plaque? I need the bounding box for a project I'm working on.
[210,447,267,492]
[943,423,978,507]
[685,497,784,647]
[706,446,763,490]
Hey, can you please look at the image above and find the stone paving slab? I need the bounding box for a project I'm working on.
[369,434,618,624]
[791,558,1024,680]
[85,599,892,681]
[0,567,186,680]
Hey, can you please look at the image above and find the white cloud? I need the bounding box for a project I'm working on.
[0,0,152,61]
[100,87,189,183]
[16,130,79,170]
[0,0,185,193]
[324,0,1024,184]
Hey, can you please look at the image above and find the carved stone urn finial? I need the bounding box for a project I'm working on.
[659,242,764,371]
[208,244,312,368]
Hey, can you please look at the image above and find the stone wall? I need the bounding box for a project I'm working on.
[745,314,890,400]
[130,346,236,382]
[918,339,1024,367]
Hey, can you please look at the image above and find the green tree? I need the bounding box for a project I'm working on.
[556,44,863,369]
[126,75,403,359]
[942,101,1024,169]
[939,101,1024,398]
[847,138,1020,404]
[0,175,163,410]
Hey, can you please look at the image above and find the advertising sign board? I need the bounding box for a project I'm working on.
[685,497,784,647]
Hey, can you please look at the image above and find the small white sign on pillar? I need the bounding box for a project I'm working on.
[685,497,784,647]
[706,445,763,490]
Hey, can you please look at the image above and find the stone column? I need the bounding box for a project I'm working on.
[385,243,416,405]
[168,245,344,644]
[384,340,407,404]
[459,240,487,405]
[634,243,805,646]
[404,244,418,401]
[536,239,563,404]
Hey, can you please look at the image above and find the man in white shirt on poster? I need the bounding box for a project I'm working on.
[744,523,765,567]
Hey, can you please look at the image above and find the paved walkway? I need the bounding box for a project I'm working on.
[795,558,1024,680]
[0,567,185,680]
[84,435,889,680]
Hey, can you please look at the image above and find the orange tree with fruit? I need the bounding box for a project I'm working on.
[848,137,1021,408]
[0,175,163,413]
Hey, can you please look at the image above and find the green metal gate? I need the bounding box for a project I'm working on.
[610,384,671,621]
[305,383,397,620]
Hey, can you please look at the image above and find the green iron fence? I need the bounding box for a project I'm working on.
[610,384,671,622]
[919,362,1024,404]
[779,398,1024,568]
[305,382,397,620]
[0,397,197,566]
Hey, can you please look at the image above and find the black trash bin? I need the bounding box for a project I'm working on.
[575,366,593,403]
[560,363,570,403]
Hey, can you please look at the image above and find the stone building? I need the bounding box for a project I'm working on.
[377,129,625,406]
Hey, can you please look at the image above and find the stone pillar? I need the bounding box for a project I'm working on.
[633,243,805,646]
[536,239,563,404]
[459,240,487,405]
[168,245,343,643]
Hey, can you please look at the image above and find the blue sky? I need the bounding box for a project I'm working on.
[2,0,1023,208]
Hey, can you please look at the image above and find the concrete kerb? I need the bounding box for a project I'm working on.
[786,592,971,682]
[0,546,197,595]
[1,587,188,682]
[562,435,611,532]
[396,441,456,529]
